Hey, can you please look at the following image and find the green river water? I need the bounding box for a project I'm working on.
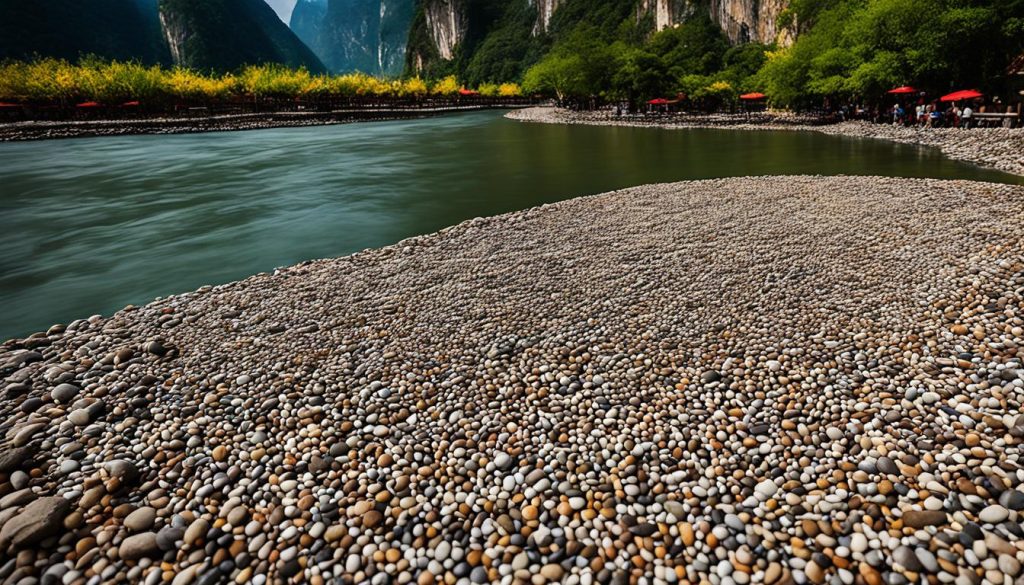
[1,111,1019,340]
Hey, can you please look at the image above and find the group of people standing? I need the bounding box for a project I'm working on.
[893,101,976,128]
[890,98,1023,128]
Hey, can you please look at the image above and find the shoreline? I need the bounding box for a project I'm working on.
[2,175,1023,584]
[0,105,523,142]
[507,107,1024,177]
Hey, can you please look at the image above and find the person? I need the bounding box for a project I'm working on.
[961,104,973,129]
[893,103,901,125]
[916,103,925,126]
[929,107,941,127]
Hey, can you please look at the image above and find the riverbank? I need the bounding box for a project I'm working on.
[0,105,523,141]
[2,175,1023,584]
[508,107,1024,177]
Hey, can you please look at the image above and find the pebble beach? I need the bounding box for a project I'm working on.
[1,175,1024,585]
[506,108,1024,177]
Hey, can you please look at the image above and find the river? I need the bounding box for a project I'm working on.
[1,111,1019,339]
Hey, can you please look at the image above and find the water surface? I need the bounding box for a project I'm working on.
[1,111,1019,339]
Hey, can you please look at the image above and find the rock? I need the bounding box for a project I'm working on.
[144,340,168,356]
[0,445,36,473]
[754,479,778,498]
[118,532,160,561]
[156,526,184,551]
[68,409,92,426]
[998,490,1024,511]
[903,510,948,529]
[978,505,1009,524]
[0,351,43,375]
[51,383,79,404]
[629,523,658,537]
[104,459,140,485]
[0,497,70,548]
[13,422,47,447]
[494,452,512,470]
[876,457,898,475]
[124,507,157,532]
[539,564,564,581]
[184,519,209,547]
[894,546,923,572]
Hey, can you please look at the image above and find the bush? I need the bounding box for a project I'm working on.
[0,58,523,105]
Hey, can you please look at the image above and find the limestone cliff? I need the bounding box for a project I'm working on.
[637,0,695,32]
[709,0,790,44]
[638,0,791,44]
[291,0,415,75]
[421,0,465,60]
[406,0,793,81]
[531,0,560,33]
[158,0,326,72]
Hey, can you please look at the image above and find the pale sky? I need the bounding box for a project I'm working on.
[264,0,298,22]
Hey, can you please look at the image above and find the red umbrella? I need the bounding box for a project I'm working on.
[0,102,21,108]
[122,101,140,107]
[940,89,983,102]
[647,98,670,105]
[887,86,918,94]
[739,92,767,100]
[76,101,102,108]
[458,89,479,96]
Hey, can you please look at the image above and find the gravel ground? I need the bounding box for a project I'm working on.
[2,176,1024,585]
[507,108,1024,177]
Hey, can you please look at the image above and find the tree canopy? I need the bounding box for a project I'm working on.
[516,0,1024,108]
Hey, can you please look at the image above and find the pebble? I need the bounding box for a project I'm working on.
[50,383,79,404]
[978,505,1009,524]
[124,507,157,532]
[2,175,1024,584]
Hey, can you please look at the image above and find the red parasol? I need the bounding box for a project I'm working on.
[887,86,918,94]
[122,101,140,107]
[0,102,21,108]
[458,89,479,96]
[647,98,670,105]
[940,90,983,102]
[739,92,767,100]
[76,101,102,108]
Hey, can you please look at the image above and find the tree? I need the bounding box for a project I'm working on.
[648,16,730,79]
[612,47,669,107]
[522,53,585,101]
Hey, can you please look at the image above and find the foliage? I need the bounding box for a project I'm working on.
[412,0,1023,109]
[756,0,1024,107]
[611,48,669,106]
[238,64,312,97]
[0,58,521,104]
[647,16,730,79]
[497,83,522,97]
[431,75,461,96]
[0,0,169,65]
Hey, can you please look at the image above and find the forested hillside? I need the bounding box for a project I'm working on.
[0,0,170,65]
[403,0,1023,107]
[0,0,325,73]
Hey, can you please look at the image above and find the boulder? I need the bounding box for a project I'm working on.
[0,497,70,548]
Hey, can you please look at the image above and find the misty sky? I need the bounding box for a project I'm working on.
[264,0,298,22]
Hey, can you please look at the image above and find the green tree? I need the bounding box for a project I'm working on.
[612,47,669,107]
[648,16,730,79]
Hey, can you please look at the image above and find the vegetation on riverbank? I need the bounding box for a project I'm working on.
[517,0,1024,108]
[0,58,522,105]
